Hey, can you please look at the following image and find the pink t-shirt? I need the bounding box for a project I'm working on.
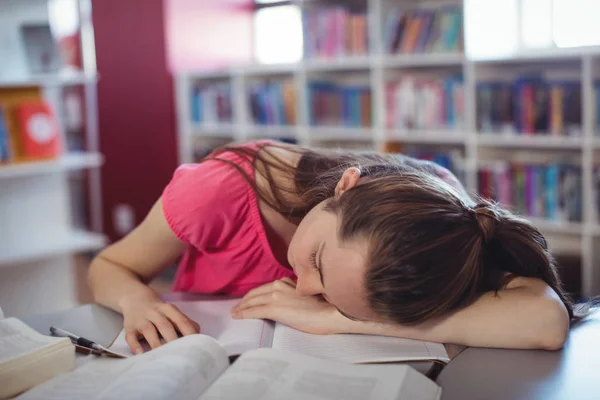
[162,142,295,296]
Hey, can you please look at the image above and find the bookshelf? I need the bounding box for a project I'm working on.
[0,0,105,316]
[175,0,600,296]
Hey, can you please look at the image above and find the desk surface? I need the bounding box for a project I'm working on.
[437,311,600,400]
[22,299,600,400]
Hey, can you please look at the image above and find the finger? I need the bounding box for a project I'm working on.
[125,331,144,355]
[162,304,200,336]
[232,304,277,321]
[141,322,163,349]
[232,293,277,315]
[148,312,179,343]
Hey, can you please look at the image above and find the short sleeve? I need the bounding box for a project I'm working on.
[162,159,250,250]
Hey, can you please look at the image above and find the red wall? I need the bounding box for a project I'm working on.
[93,0,178,241]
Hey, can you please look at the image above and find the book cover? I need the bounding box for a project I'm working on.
[15,101,61,160]
[545,164,559,221]
[415,10,435,52]
[391,12,408,53]
[0,106,12,162]
[549,83,564,135]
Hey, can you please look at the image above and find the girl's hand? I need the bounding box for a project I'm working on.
[119,291,200,354]
[230,278,352,335]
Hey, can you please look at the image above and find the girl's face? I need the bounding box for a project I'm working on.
[287,168,379,322]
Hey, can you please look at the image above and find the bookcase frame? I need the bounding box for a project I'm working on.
[0,0,105,316]
[175,0,600,297]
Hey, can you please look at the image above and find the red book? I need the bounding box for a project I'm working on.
[16,102,61,159]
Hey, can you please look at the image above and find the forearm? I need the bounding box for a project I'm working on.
[348,280,569,350]
[88,255,160,313]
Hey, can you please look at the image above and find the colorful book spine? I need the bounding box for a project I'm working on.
[247,81,296,126]
[303,7,368,59]
[478,77,581,136]
[308,81,371,128]
[190,83,233,125]
[384,6,463,54]
[0,107,11,162]
[595,82,600,134]
[386,75,463,130]
[478,162,582,223]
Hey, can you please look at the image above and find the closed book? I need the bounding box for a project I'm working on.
[15,101,61,160]
[0,106,12,162]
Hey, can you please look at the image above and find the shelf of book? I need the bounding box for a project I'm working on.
[477,135,583,150]
[387,130,467,145]
[381,53,465,68]
[0,70,97,89]
[190,124,236,138]
[527,218,584,236]
[0,152,104,179]
[246,125,298,139]
[304,56,372,72]
[0,230,107,267]
[308,126,374,142]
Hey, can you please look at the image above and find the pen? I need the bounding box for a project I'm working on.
[49,326,107,352]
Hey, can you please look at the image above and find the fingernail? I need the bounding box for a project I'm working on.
[135,348,143,355]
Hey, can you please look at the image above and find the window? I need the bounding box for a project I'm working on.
[465,0,600,59]
[253,1,303,64]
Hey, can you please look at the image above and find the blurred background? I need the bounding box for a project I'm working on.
[0,0,599,317]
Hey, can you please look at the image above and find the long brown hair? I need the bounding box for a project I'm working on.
[205,140,579,323]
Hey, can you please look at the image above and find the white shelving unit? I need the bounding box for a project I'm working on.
[175,0,600,297]
[0,0,105,316]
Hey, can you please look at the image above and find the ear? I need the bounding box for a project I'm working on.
[334,167,361,198]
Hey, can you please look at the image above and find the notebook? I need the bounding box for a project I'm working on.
[19,334,442,400]
[110,299,449,366]
[0,312,75,399]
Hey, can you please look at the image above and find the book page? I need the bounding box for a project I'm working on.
[18,334,229,400]
[271,324,449,364]
[200,348,441,400]
[110,299,274,357]
[0,318,69,363]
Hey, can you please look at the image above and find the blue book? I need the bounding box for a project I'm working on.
[191,87,201,123]
[0,107,10,162]
[545,164,559,221]
[444,7,462,51]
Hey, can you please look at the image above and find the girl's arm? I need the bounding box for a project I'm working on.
[233,277,570,350]
[347,277,570,350]
[88,198,185,310]
[88,198,200,353]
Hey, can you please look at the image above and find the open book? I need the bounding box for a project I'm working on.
[110,299,449,366]
[0,312,75,399]
[19,334,442,400]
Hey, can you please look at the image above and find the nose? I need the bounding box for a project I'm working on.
[295,273,323,296]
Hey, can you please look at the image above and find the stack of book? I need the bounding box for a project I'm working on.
[303,7,368,59]
[308,81,372,128]
[190,83,233,125]
[477,77,582,136]
[386,75,464,130]
[478,162,582,223]
[383,6,463,54]
[248,81,296,126]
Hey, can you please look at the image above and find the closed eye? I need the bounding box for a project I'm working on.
[310,248,324,286]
